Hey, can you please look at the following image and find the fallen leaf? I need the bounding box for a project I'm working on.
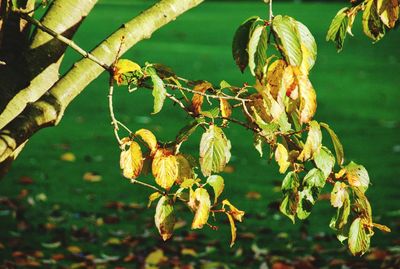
[19,176,34,185]
[223,165,235,173]
[51,253,65,261]
[60,152,76,162]
[246,191,262,200]
[67,245,82,254]
[181,248,197,257]
[144,249,167,269]
[83,172,102,182]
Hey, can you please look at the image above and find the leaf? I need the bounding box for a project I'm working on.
[41,241,61,249]
[152,149,178,190]
[253,134,264,157]
[344,161,370,191]
[135,129,157,154]
[320,122,345,166]
[372,223,391,233]
[331,182,348,208]
[199,125,231,177]
[154,196,175,241]
[296,20,317,73]
[232,16,259,72]
[281,171,300,193]
[348,218,371,256]
[303,168,326,189]
[191,81,213,115]
[266,59,288,99]
[176,154,194,184]
[314,146,335,178]
[298,74,317,124]
[226,213,237,247]
[298,121,322,161]
[120,140,143,179]
[363,0,386,41]
[220,98,232,126]
[248,23,268,78]
[192,188,211,229]
[326,8,349,51]
[83,171,102,182]
[60,152,76,162]
[377,0,399,28]
[280,193,299,223]
[145,249,167,269]
[330,190,351,230]
[272,15,302,66]
[113,59,141,85]
[222,199,245,222]
[148,192,162,208]
[207,175,225,204]
[353,188,373,223]
[275,143,290,174]
[147,67,166,114]
[297,188,315,220]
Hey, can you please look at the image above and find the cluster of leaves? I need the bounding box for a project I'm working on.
[327,0,399,51]
[110,12,390,255]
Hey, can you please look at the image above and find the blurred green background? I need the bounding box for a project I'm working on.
[1,0,399,267]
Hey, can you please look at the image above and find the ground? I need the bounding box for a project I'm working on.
[0,1,399,268]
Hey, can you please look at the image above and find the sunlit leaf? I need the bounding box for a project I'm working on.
[298,121,322,161]
[152,149,178,190]
[331,182,348,208]
[207,175,225,204]
[281,171,300,193]
[144,249,167,269]
[135,129,157,154]
[326,7,349,51]
[298,74,317,124]
[320,122,345,166]
[192,188,211,229]
[303,168,325,189]
[191,81,213,115]
[363,0,386,41]
[275,143,290,174]
[377,0,399,28]
[222,199,245,222]
[296,20,317,73]
[272,15,302,66]
[253,134,264,157]
[120,140,143,179]
[175,154,194,185]
[113,59,141,85]
[348,218,371,256]
[147,67,166,114]
[280,192,299,223]
[226,213,237,247]
[199,125,231,177]
[232,16,259,72]
[266,59,287,99]
[330,188,351,230]
[220,98,232,126]
[314,146,335,178]
[372,223,391,233]
[148,192,162,208]
[297,188,315,220]
[154,196,175,241]
[344,162,370,191]
[248,23,268,78]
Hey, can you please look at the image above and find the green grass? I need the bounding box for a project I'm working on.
[1,1,400,267]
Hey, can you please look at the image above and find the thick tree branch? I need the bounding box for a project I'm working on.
[0,0,204,165]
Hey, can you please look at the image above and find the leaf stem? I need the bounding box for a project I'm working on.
[130,179,165,194]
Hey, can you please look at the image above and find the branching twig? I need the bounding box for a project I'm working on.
[108,77,122,145]
[130,179,165,194]
[17,12,111,71]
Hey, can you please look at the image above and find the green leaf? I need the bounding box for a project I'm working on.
[345,161,370,192]
[326,7,349,52]
[330,189,351,230]
[272,15,302,66]
[363,0,386,41]
[192,188,211,229]
[281,171,300,193]
[296,20,317,73]
[207,175,225,204]
[148,192,162,208]
[199,125,231,177]
[247,24,268,78]
[348,218,371,256]
[298,121,322,161]
[297,188,315,220]
[280,192,299,223]
[303,168,326,189]
[155,196,176,241]
[175,118,205,145]
[314,146,335,179]
[232,17,259,72]
[147,67,166,114]
[253,134,264,157]
[320,122,344,166]
[331,182,348,208]
[353,188,373,224]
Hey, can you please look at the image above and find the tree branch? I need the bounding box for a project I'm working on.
[0,0,204,165]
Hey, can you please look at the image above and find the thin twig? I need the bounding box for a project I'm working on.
[18,12,111,71]
[269,0,273,21]
[108,77,122,145]
[130,179,165,194]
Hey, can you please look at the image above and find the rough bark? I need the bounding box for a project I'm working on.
[0,0,204,172]
[0,0,98,129]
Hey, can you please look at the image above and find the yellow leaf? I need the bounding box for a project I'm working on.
[275,143,290,174]
[181,248,197,257]
[226,212,237,247]
[82,172,102,182]
[191,188,211,229]
[152,149,178,190]
[372,223,391,233]
[377,0,399,28]
[298,121,322,161]
[144,249,167,269]
[298,74,316,124]
[120,140,143,179]
[135,129,157,154]
[67,246,81,254]
[113,59,141,85]
[266,59,287,99]
[154,196,175,241]
[245,93,273,123]
[60,152,76,162]
[148,192,162,208]
[191,82,213,115]
[220,98,232,126]
[222,199,245,222]
[330,182,348,208]
[344,162,370,191]
[280,65,298,101]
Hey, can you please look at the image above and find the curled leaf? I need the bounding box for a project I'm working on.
[222,199,245,222]
[191,82,213,116]
[135,129,157,154]
[207,175,225,204]
[226,213,237,247]
[113,59,141,85]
